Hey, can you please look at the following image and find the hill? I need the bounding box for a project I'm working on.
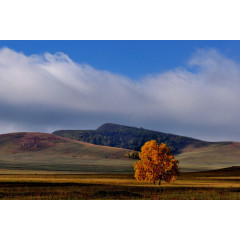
[0,132,134,172]
[53,123,202,153]
[0,129,240,173]
[53,123,240,171]
[176,141,240,171]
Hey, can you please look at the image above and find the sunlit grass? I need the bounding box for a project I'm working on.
[0,170,240,199]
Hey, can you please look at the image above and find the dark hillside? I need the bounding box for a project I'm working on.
[53,123,203,153]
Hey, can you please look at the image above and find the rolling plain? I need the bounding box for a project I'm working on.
[0,125,240,200]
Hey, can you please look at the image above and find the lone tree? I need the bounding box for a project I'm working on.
[134,140,179,185]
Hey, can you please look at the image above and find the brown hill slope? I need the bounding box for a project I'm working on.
[176,141,240,171]
[0,132,134,172]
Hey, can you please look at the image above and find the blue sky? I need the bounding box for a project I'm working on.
[1,41,240,141]
[1,40,240,79]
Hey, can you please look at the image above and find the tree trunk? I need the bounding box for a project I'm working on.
[153,181,155,185]
[159,176,162,185]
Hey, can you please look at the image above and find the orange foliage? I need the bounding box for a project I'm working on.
[134,140,179,185]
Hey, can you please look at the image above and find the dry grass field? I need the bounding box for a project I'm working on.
[0,132,240,199]
[0,167,240,200]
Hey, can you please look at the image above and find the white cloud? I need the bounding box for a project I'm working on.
[0,47,240,141]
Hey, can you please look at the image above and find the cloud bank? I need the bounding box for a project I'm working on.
[0,47,240,141]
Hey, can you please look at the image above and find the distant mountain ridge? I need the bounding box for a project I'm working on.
[53,123,204,153]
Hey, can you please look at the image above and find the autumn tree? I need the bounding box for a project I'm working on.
[134,140,179,185]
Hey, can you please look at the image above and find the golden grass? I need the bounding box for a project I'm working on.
[0,170,239,200]
[0,170,240,188]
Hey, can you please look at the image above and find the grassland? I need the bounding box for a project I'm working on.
[1,132,240,172]
[177,141,240,171]
[1,167,240,199]
[0,132,134,172]
[0,132,240,199]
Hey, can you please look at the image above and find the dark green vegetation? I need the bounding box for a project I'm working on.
[0,167,240,199]
[53,123,201,153]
